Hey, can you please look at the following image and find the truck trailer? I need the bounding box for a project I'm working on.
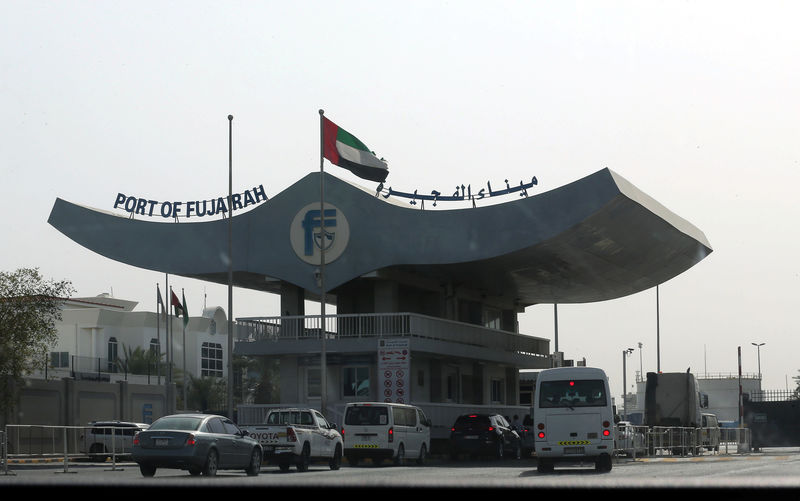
[644,371,711,455]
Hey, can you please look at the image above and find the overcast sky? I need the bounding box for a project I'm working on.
[2,1,798,401]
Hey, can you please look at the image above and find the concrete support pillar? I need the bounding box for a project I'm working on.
[280,281,305,316]
[374,280,399,313]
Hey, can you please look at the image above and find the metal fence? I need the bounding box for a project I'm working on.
[614,424,751,459]
[747,390,799,402]
[2,421,755,474]
[2,424,137,475]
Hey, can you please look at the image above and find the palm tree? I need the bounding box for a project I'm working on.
[117,344,164,376]
[187,374,226,412]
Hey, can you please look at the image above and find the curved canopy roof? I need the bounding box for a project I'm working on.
[48,168,712,306]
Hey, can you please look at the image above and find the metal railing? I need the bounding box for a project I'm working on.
[2,424,136,475]
[614,424,751,459]
[746,390,799,402]
[236,312,550,358]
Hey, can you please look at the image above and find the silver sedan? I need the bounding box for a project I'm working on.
[132,414,262,477]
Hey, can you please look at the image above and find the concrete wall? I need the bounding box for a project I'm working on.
[2,377,174,428]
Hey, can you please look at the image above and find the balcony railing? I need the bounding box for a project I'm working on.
[236,312,549,358]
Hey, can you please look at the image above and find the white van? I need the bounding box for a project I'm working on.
[342,402,431,466]
[533,367,615,472]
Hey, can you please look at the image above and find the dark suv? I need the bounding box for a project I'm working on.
[449,413,521,460]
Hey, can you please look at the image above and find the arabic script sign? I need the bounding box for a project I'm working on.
[376,176,538,207]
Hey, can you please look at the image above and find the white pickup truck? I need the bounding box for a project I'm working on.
[241,408,343,471]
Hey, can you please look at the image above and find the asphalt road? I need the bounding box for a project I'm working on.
[2,448,800,491]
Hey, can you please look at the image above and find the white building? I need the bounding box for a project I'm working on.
[49,294,230,384]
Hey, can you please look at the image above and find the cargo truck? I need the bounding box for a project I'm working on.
[644,371,710,455]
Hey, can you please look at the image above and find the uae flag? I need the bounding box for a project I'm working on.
[171,290,184,317]
[322,116,389,183]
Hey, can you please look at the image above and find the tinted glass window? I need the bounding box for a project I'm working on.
[315,412,330,428]
[222,418,240,435]
[267,411,303,425]
[345,406,389,425]
[395,408,414,426]
[538,379,607,408]
[453,415,490,431]
[149,416,204,431]
[206,418,226,434]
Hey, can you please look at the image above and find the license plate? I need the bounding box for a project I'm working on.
[465,435,478,439]
[563,446,585,455]
[155,438,169,447]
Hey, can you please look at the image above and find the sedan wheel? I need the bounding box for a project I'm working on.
[246,448,261,476]
[203,449,219,476]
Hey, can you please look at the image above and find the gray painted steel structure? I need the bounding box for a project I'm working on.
[47,168,711,306]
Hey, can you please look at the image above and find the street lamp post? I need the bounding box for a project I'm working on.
[638,342,643,383]
[623,348,634,421]
[751,342,765,381]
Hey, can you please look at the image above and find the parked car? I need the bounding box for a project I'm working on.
[449,413,522,460]
[614,420,646,457]
[131,414,262,477]
[517,416,536,457]
[80,421,150,460]
[240,407,343,471]
[342,402,431,466]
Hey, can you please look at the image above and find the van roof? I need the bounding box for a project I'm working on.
[345,401,419,408]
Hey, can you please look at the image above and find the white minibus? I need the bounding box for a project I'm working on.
[533,367,615,472]
[341,402,431,466]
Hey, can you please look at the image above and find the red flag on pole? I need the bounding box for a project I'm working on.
[171,290,184,316]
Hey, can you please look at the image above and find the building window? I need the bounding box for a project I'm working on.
[343,367,370,397]
[491,378,504,403]
[484,307,501,330]
[107,337,118,373]
[306,368,320,398]
[201,342,223,377]
[445,367,459,402]
[520,388,533,406]
[149,338,160,356]
[50,352,69,369]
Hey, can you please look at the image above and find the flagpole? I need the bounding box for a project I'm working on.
[156,284,162,385]
[318,109,327,417]
[166,275,172,386]
[226,114,234,420]
[182,287,187,408]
